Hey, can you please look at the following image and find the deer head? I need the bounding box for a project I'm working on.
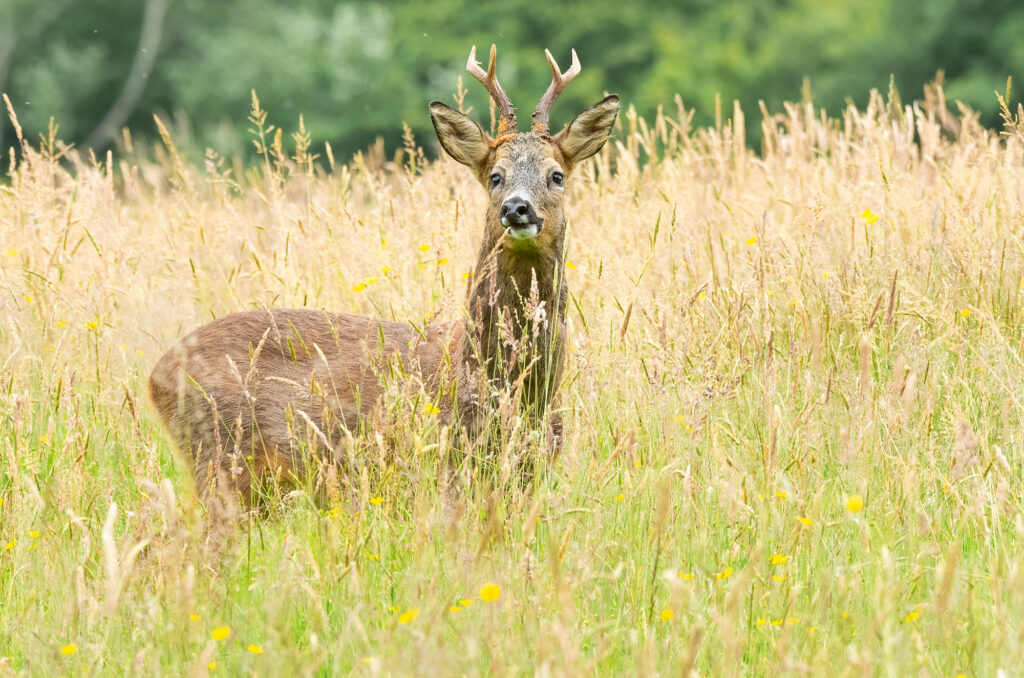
[429,45,619,256]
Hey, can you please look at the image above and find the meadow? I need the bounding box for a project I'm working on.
[1,83,1024,675]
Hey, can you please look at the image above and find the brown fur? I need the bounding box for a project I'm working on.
[148,59,619,504]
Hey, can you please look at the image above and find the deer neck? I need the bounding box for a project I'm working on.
[462,225,568,414]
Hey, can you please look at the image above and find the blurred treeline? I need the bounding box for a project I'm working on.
[1,0,1021,160]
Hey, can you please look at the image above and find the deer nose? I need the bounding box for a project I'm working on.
[500,198,539,227]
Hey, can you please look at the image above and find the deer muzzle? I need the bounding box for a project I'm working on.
[500,197,543,239]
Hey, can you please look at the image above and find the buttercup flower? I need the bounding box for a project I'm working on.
[480,583,501,602]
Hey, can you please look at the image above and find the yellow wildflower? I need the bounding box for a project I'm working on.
[769,554,788,565]
[24,295,33,303]
[679,572,694,580]
[904,610,920,623]
[369,496,383,505]
[449,606,460,612]
[5,538,16,550]
[861,209,879,224]
[381,266,391,274]
[364,276,378,285]
[399,608,419,624]
[208,662,218,669]
[615,494,624,502]
[86,317,99,329]
[846,494,864,513]
[189,614,200,622]
[459,599,473,607]
[352,282,367,292]
[771,619,783,626]
[659,608,674,621]
[756,618,766,627]
[248,644,264,654]
[797,516,813,526]
[29,530,39,539]
[565,262,577,270]
[418,243,430,252]
[745,236,757,245]
[775,491,788,499]
[56,320,67,327]
[479,582,501,602]
[424,404,441,414]
[772,574,786,581]
[211,626,231,641]
[438,257,449,265]
[787,617,800,625]
[61,644,77,656]
[960,308,970,317]
[461,271,470,279]
[717,567,733,580]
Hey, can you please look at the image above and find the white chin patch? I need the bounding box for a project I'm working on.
[505,223,540,240]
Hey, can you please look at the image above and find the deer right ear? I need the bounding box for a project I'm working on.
[429,102,494,175]
[554,95,619,169]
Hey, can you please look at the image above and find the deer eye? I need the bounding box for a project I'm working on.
[489,173,502,188]
[551,171,564,186]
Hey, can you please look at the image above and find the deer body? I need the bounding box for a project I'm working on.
[148,309,455,496]
[148,45,618,502]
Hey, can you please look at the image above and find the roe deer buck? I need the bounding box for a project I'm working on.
[148,45,619,503]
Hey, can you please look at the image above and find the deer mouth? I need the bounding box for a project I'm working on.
[503,219,543,240]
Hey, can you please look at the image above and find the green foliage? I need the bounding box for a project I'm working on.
[2,0,1023,159]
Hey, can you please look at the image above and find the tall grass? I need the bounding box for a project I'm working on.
[1,83,1024,675]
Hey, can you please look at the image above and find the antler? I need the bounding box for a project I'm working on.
[531,48,581,134]
[467,44,517,137]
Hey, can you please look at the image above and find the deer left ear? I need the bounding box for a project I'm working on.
[429,101,494,176]
[554,95,619,168]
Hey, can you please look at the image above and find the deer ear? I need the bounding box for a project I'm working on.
[554,95,619,168]
[430,101,493,174]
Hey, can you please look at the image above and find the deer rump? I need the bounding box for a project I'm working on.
[147,308,456,498]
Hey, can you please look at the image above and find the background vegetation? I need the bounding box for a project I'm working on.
[2,73,1024,673]
[4,1,1024,674]
[2,0,1023,158]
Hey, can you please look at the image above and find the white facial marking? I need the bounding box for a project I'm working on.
[506,223,540,240]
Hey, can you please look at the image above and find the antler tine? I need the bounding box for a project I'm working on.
[531,48,582,134]
[467,44,517,137]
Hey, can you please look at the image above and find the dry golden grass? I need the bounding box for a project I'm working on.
[1,83,1024,675]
